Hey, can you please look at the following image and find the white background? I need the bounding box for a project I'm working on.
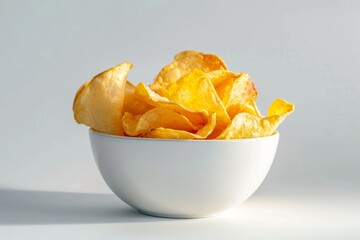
[0,0,359,239]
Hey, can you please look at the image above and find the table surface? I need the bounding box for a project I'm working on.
[1,187,359,240]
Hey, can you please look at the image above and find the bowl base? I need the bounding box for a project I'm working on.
[137,209,227,219]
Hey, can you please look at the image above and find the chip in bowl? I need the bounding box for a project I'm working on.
[73,50,294,139]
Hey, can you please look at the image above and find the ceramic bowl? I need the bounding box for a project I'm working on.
[89,129,279,218]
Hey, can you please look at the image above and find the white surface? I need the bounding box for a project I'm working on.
[0,0,359,239]
[90,130,278,217]
[1,188,359,240]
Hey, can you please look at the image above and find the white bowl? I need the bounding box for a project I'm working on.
[89,129,279,218]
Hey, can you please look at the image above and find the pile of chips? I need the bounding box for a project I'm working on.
[73,50,294,139]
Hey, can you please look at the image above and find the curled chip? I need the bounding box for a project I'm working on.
[209,71,258,118]
[134,82,209,128]
[207,70,241,87]
[141,112,217,139]
[162,69,230,137]
[241,99,263,118]
[196,112,217,138]
[122,107,198,137]
[73,62,132,135]
[216,98,294,139]
[268,98,295,116]
[216,113,261,139]
[141,128,202,139]
[123,81,153,115]
[151,50,228,92]
[261,98,295,136]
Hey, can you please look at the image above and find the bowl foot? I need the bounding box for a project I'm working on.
[137,209,226,219]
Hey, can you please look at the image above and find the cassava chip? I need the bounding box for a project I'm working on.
[135,82,209,128]
[163,69,230,135]
[73,62,132,135]
[151,50,228,91]
[122,107,198,136]
[141,112,217,139]
[216,98,294,139]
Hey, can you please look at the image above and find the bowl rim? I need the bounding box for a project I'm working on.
[89,128,279,142]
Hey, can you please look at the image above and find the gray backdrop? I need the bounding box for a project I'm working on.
[1,0,359,196]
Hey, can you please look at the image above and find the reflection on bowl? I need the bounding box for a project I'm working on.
[89,129,279,218]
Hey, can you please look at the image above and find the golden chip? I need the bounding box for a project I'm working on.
[196,112,217,138]
[210,72,258,118]
[206,70,241,87]
[122,107,198,137]
[241,99,263,117]
[216,98,294,139]
[216,113,261,139]
[123,81,153,115]
[162,69,230,137]
[134,82,209,128]
[141,112,217,139]
[73,51,294,139]
[73,62,132,135]
[261,98,295,136]
[268,98,295,116]
[141,128,201,139]
[151,50,228,92]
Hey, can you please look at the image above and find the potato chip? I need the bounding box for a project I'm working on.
[206,70,241,87]
[73,62,132,135]
[260,115,284,137]
[241,99,263,117]
[141,112,217,139]
[261,98,295,136]
[268,98,294,116]
[216,113,261,139]
[73,51,294,140]
[196,112,217,138]
[140,128,201,139]
[207,71,258,118]
[122,107,198,137]
[216,98,294,139]
[123,81,153,115]
[151,50,228,91]
[134,82,209,128]
[163,69,230,135]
